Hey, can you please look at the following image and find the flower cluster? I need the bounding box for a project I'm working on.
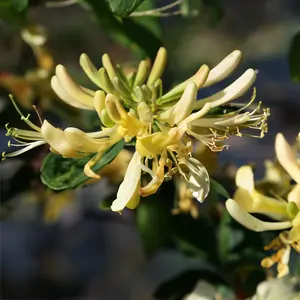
[226,133,300,277]
[3,48,269,212]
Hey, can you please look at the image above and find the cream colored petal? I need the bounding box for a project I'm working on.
[235,165,255,192]
[51,76,94,110]
[178,157,210,203]
[194,69,256,110]
[55,64,94,108]
[64,127,113,153]
[111,151,142,212]
[275,133,300,183]
[41,120,78,158]
[203,50,242,87]
[225,199,292,232]
[172,82,197,125]
[287,184,300,208]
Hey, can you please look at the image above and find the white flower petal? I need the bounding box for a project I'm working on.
[41,120,78,158]
[225,199,292,232]
[178,157,210,203]
[275,133,300,184]
[235,165,255,192]
[64,127,113,153]
[111,151,142,212]
[55,64,94,108]
[203,50,242,87]
[51,76,94,110]
[172,82,197,125]
[194,69,256,110]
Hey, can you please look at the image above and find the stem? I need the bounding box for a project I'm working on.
[130,0,183,17]
[46,0,79,8]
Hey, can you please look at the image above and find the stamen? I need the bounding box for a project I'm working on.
[9,95,41,132]
[32,105,43,125]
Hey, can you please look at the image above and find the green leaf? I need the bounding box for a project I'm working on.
[289,31,300,83]
[83,0,162,58]
[218,210,243,264]
[210,178,230,199]
[0,0,27,24]
[106,0,146,17]
[11,0,28,12]
[136,182,175,256]
[154,253,224,299]
[40,140,125,191]
[132,0,162,38]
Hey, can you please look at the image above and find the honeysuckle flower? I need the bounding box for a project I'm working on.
[249,276,300,300]
[4,47,269,212]
[225,133,300,277]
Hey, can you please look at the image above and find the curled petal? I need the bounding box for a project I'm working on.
[275,133,300,184]
[139,158,165,197]
[41,120,78,158]
[178,157,210,203]
[111,151,142,212]
[51,76,93,110]
[84,153,103,179]
[194,69,256,110]
[64,127,116,153]
[225,199,292,232]
[55,64,94,108]
[203,50,242,87]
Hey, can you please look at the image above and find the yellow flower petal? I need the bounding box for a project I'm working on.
[55,64,94,108]
[51,76,94,110]
[136,131,178,157]
[225,199,292,232]
[111,151,141,212]
[41,120,78,158]
[64,127,115,153]
[275,133,300,184]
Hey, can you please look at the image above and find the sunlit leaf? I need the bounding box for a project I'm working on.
[11,0,28,12]
[83,0,162,58]
[106,0,146,17]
